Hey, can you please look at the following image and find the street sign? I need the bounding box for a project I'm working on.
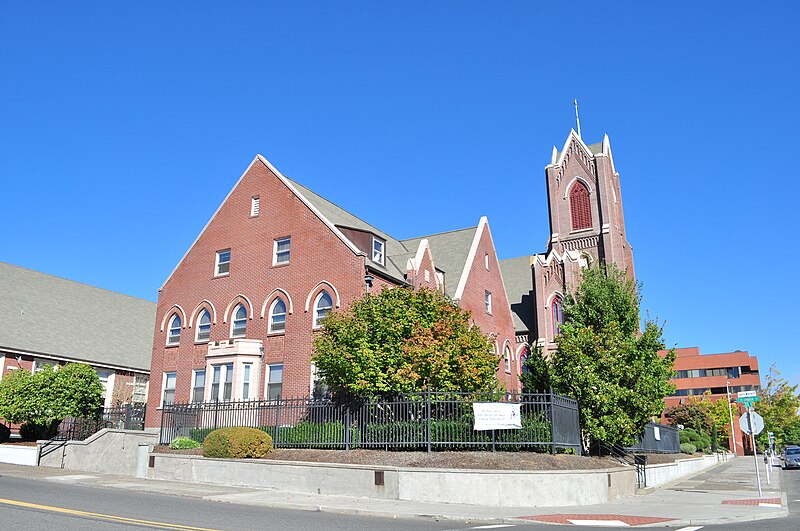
[740,411,765,435]
[738,390,758,399]
[737,396,761,404]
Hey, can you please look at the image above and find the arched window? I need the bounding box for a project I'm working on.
[269,298,287,333]
[552,297,564,337]
[231,304,247,337]
[196,309,211,342]
[167,314,181,345]
[503,346,511,374]
[313,291,333,328]
[569,181,592,230]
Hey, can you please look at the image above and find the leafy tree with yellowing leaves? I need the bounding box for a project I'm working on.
[313,287,499,397]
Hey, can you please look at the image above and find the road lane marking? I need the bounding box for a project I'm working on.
[758,503,782,508]
[0,498,221,531]
[675,527,704,531]
[567,520,629,527]
[471,526,515,529]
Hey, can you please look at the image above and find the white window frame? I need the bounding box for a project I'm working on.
[485,253,489,271]
[167,314,181,345]
[242,363,252,400]
[503,346,511,374]
[268,298,287,334]
[196,309,211,342]
[273,237,291,265]
[192,369,206,402]
[372,237,385,266]
[266,363,283,401]
[313,291,333,329]
[210,363,234,401]
[162,371,176,406]
[485,290,492,314]
[215,249,231,276]
[231,304,247,338]
[250,195,260,217]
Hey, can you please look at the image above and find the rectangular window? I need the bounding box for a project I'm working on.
[250,196,260,217]
[242,364,251,400]
[33,358,56,373]
[485,290,492,314]
[216,249,231,276]
[372,237,385,265]
[132,374,148,404]
[274,237,291,265]
[485,253,489,271]
[163,372,176,405]
[210,363,234,401]
[192,370,206,402]
[267,363,283,401]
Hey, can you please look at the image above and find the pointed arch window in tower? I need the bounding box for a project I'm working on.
[552,297,564,338]
[569,181,592,230]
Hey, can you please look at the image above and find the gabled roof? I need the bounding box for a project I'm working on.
[549,129,606,167]
[499,255,536,334]
[400,226,476,299]
[0,262,156,371]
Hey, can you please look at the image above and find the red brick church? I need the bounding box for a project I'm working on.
[145,129,635,429]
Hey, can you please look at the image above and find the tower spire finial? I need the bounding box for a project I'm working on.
[573,99,582,138]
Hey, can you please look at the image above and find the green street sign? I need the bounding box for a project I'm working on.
[736,396,760,404]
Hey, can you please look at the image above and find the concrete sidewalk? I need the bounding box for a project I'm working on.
[0,456,788,527]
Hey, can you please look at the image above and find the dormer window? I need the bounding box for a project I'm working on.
[372,237,385,266]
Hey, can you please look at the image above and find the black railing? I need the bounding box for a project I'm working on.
[159,391,581,454]
[53,404,147,441]
[624,422,680,454]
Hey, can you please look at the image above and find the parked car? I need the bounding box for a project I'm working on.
[782,446,800,469]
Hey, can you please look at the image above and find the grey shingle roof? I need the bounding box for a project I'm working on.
[499,255,536,334]
[0,262,156,371]
[284,178,409,282]
[401,227,477,299]
[283,177,479,298]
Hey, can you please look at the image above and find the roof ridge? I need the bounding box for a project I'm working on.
[0,262,156,304]
[401,225,478,242]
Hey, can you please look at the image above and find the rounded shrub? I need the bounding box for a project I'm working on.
[203,427,274,459]
[169,436,201,450]
[680,443,697,454]
[0,423,10,444]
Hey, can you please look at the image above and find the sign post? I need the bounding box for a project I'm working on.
[738,393,764,497]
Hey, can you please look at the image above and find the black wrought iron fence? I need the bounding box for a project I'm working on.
[624,422,680,454]
[159,391,581,454]
[53,405,147,441]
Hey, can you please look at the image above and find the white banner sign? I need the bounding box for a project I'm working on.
[472,402,522,431]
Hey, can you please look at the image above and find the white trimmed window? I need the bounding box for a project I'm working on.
[231,304,247,337]
[267,363,283,401]
[196,309,211,342]
[192,369,206,402]
[167,314,181,345]
[313,291,333,328]
[132,374,148,404]
[485,253,489,270]
[424,270,430,282]
[485,290,492,314]
[216,249,231,276]
[372,237,385,266]
[269,298,287,333]
[274,237,291,265]
[162,372,176,405]
[211,363,233,401]
[242,363,252,400]
[33,358,56,373]
[250,196,260,217]
[503,346,511,374]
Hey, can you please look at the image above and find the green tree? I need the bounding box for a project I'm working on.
[707,395,737,446]
[0,363,103,439]
[755,365,800,448]
[526,264,675,450]
[664,398,713,433]
[312,287,499,397]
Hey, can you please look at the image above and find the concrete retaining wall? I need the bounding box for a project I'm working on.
[149,454,637,507]
[38,429,158,477]
[644,453,725,488]
[0,444,38,466]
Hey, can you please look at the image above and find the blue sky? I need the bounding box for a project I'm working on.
[2,2,798,385]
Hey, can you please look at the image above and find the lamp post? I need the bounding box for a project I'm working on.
[727,380,737,455]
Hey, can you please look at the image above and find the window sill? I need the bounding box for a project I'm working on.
[165,344,179,349]
[213,273,230,279]
[267,331,286,337]
[271,262,290,268]
[569,227,593,235]
[194,340,210,346]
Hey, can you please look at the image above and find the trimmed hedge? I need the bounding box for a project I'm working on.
[679,428,711,453]
[0,423,10,444]
[680,443,697,454]
[203,427,274,458]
